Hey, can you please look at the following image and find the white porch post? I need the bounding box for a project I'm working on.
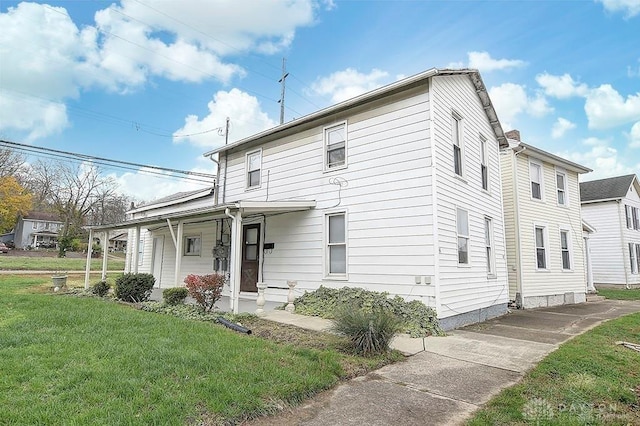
[584,235,596,293]
[232,211,242,314]
[84,228,93,289]
[101,231,109,281]
[132,226,140,274]
[174,221,184,287]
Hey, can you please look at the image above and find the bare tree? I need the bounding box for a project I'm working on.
[87,189,132,226]
[0,147,27,179]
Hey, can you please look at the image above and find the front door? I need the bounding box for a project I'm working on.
[151,236,164,288]
[240,224,260,292]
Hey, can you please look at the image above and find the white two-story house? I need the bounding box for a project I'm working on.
[91,68,510,330]
[500,130,592,308]
[580,174,640,288]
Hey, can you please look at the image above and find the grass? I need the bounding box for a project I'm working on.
[0,275,402,425]
[598,287,640,301]
[467,313,640,425]
[0,254,125,271]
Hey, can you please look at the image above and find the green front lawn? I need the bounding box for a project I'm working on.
[0,276,398,424]
[468,313,640,425]
[598,287,640,301]
[0,255,125,271]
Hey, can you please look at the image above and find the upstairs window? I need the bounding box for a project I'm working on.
[452,113,463,176]
[560,230,571,270]
[530,162,543,200]
[634,207,640,230]
[480,136,488,190]
[457,208,469,264]
[556,171,567,206]
[535,226,547,269]
[626,205,633,229]
[325,123,346,170]
[246,150,261,189]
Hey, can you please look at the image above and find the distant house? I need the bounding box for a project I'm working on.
[11,212,63,249]
[500,130,592,308]
[109,232,128,252]
[580,174,640,287]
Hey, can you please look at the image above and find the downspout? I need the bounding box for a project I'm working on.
[207,154,220,206]
[225,207,242,314]
[617,200,631,289]
[513,145,527,307]
[223,117,230,204]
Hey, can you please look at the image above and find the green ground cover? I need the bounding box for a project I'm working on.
[468,313,640,425]
[0,255,125,271]
[598,287,640,301]
[0,276,399,425]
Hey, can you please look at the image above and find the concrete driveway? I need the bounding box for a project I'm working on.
[253,299,640,426]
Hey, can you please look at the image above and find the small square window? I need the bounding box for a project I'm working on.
[184,236,201,256]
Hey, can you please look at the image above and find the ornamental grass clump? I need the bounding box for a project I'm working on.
[184,273,225,312]
[331,306,402,356]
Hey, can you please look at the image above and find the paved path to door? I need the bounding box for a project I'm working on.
[255,299,640,426]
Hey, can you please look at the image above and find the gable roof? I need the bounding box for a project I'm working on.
[580,174,639,203]
[23,211,63,222]
[203,68,507,158]
[515,141,591,174]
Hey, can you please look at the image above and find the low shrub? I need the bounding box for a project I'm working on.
[332,306,402,355]
[114,273,155,302]
[163,287,189,306]
[92,280,111,297]
[184,273,225,312]
[292,286,444,337]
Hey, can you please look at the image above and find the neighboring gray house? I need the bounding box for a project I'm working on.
[580,174,640,287]
[11,212,63,249]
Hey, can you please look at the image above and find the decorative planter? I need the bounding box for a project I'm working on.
[52,275,68,289]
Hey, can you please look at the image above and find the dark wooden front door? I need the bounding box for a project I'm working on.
[240,223,260,292]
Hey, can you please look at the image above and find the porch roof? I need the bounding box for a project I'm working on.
[87,200,317,231]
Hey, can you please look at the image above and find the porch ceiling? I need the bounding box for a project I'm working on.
[87,200,316,232]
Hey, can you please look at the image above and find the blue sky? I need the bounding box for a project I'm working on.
[1,0,639,201]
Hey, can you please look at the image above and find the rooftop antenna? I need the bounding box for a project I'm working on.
[278,58,289,125]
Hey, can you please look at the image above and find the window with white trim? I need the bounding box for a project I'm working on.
[32,221,38,230]
[485,216,495,275]
[626,205,633,229]
[480,136,488,191]
[556,170,567,206]
[325,123,346,170]
[560,230,571,270]
[326,213,346,275]
[184,236,201,256]
[452,113,463,176]
[246,150,261,189]
[535,226,547,269]
[457,208,469,264]
[630,243,638,274]
[530,162,542,200]
[633,207,640,230]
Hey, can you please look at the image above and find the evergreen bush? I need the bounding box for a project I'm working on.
[163,287,189,306]
[114,273,155,302]
[92,280,111,297]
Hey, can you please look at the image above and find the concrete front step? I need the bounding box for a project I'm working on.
[586,294,606,302]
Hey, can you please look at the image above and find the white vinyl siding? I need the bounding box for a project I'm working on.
[535,225,548,270]
[324,123,347,170]
[457,208,469,265]
[246,150,261,189]
[556,170,567,206]
[452,112,463,176]
[184,235,201,256]
[530,161,543,200]
[560,229,571,270]
[326,212,347,276]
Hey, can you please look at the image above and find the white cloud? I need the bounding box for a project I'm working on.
[311,68,391,104]
[551,117,577,139]
[629,121,640,147]
[488,83,553,128]
[173,89,277,148]
[536,73,589,99]
[557,137,638,180]
[448,51,525,72]
[596,0,640,18]
[0,0,319,141]
[584,84,640,129]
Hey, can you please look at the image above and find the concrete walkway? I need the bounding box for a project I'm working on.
[253,299,640,426]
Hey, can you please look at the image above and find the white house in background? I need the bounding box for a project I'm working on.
[90,68,510,330]
[580,174,640,288]
[499,130,592,308]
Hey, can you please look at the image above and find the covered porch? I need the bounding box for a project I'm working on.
[85,200,316,314]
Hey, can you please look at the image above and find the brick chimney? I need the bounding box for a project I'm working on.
[505,129,520,141]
